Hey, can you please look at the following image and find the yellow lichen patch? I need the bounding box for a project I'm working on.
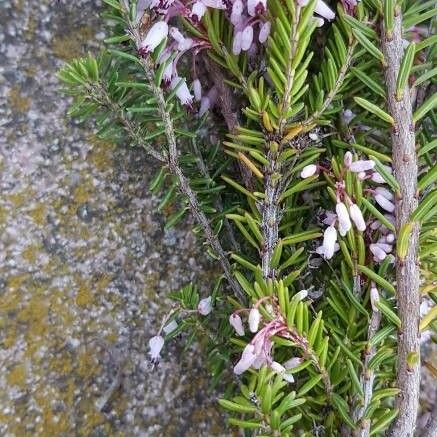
[87,135,116,172]
[21,244,41,264]
[40,404,70,436]
[49,291,75,327]
[105,332,119,344]
[51,26,95,61]
[28,203,47,226]
[17,293,49,338]
[7,86,30,113]
[0,205,7,225]
[49,353,73,376]
[2,327,18,349]
[75,278,95,307]
[24,15,38,41]
[6,364,26,388]
[77,407,107,437]
[7,191,32,209]
[5,274,29,293]
[95,274,112,292]
[71,176,96,208]
[77,351,99,379]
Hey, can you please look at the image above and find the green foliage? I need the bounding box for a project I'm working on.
[59,0,437,435]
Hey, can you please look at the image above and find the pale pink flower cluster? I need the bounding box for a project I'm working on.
[147,296,212,365]
[315,150,398,262]
[229,306,261,337]
[136,0,338,111]
[231,292,307,381]
[316,153,368,259]
[233,319,300,382]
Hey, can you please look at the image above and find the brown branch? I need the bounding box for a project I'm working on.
[204,58,254,190]
[261,146,282,279]
[381,12,421,437]
[353,305,381,436]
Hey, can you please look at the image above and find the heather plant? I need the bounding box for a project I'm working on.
[59,0,436,435]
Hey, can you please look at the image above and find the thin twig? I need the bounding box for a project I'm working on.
[351,276,382,437]
[260,7,301,279]
[125,23,245,303]
[381,12,421,437]
[261,146,282,279]
[277,5,301,133]
[303,41,356,128]
[284,327,332,398]
[353,306,381,436]
[91,83,165,163]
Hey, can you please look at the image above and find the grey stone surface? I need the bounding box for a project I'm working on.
[0,1,224,435]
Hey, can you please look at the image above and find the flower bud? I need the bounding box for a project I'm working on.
[349,159,375,173]
[231,0,244,25]
[170,76,194,110]
[198,296,213,315]
[386,233,395,243]
[248,0,267,16]
[148,335,164,362]
[283,357,303,369]
[190,1,207,22]
[139,21,169,56]
[336,202,352,236]
[300,164,317,178]
[271,361,286,373]
[370,243,387,261]
[370,286,380,312]
[315,0,335,21]
[344,151,353,168]
[349,203,366,231]
[312,17,324,27]
[248,307,261,333]
[199,86,218,117]
[232,30,242,55]
[370,220,381,230]
[234,344,257,375]
[163,320,178,334]
[229,314,245,336]
[322,225,337,259]
[271,361,294,382]
[294,289,308,301]
[374,194,395,213]
[376,242,392,253]
[193,79,202,102]
[241,25,254,51]
[343,109,355,124]
[162,61,174,87]
[170,27,193,51]
[375,186,394,201]
[282,372,295,383]
[371,171,385,184]
[259,21,271,43]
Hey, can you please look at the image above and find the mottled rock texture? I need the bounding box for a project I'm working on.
[0,1,225,435]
